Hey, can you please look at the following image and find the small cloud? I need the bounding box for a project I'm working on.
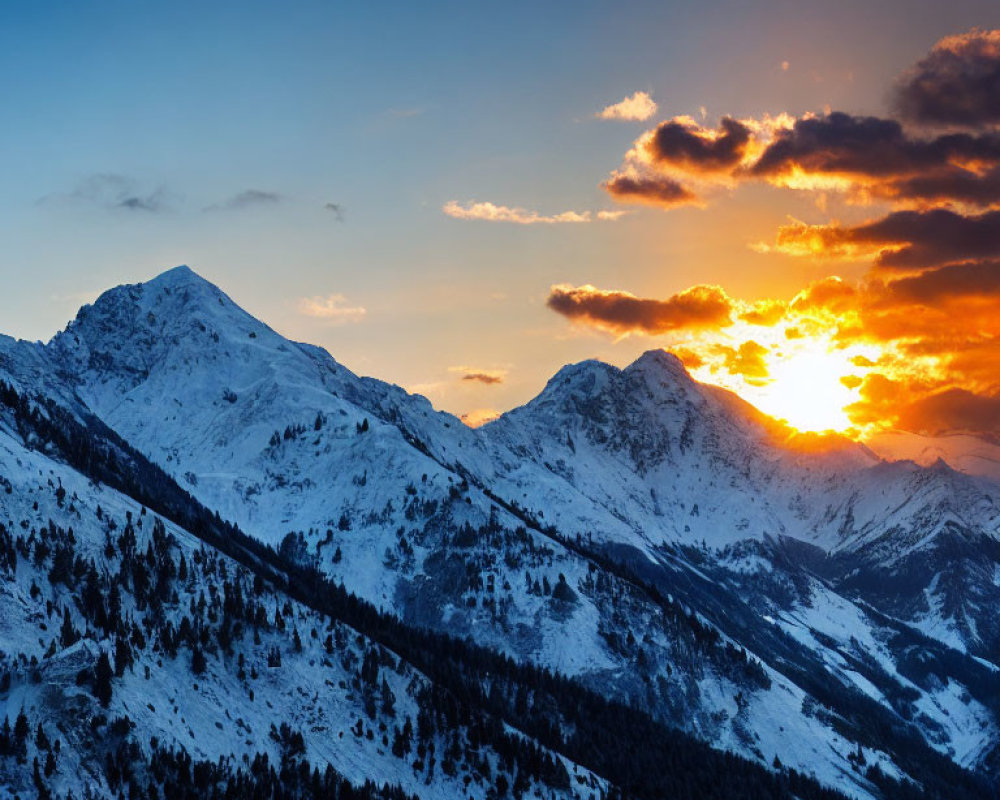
[603,174,699,208]
[443,200,622,225]
[296,294,366,325]
[462,373,503,385]
[205,189,281,212]
[596,91,658,122]
[461,408,501,427]
[324,202,345,222]
[449,366,507,385]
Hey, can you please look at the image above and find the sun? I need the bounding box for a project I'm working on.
[689,337,870,435]
[750,345,856,433]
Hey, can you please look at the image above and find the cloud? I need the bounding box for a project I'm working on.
[207,189,281,211]
[41,174,170,213]
[770,209,1000,269]
[324,202,345,221]
[645,116,753,173]
[602,174,699,207]
[296,294,366,324]
[546,283,734,335]
[739,299,787,326]
[716,340,771,383]
[442,200,623,225]
[893,28,1000,127]
[898,388,1000,435]
[879,260,1000,305]
[748,111,1000,204]
[450,366,506,385]
[596,91,658,122]
[463,373,503,384]
[790,277,859,314]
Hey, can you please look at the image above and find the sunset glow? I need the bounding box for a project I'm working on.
[692,340,864,434]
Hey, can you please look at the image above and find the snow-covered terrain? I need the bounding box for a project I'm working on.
[0,265,998,799]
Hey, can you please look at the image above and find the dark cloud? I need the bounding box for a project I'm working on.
[865,209,1000,269]
[893,29,1000,127]
[750,112,1000,190]
[881,260,1000,305]
[461,372,504,385]
[324,202,345,221]
[603,174,698,207]
[206,189,281,211]
[546,283,733,335]
[885,166,1000,207]
[774,209,1000,270]
[646,116,752,173]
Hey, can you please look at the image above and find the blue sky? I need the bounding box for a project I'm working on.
[2,0,997,428]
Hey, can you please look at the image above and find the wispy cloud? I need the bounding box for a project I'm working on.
[296,294,366,324]
[596,91,658,122]
[40,173,171,213]
[205,189,281,212]
[443,200,626,225]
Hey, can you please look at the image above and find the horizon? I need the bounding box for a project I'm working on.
[2,2,999,439]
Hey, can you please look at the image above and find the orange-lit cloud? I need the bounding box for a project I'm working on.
[546,283,734,335]
[443,200,624,225]
[716,340,770,384]
[596,91,658,122]
[739,299,787,326]
[601,28,1000,212]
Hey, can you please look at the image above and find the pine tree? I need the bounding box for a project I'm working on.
[94,652,113,707]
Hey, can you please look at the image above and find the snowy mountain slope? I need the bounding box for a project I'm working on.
[0,384,613,800]
[15,264,1000,797]
[475,350,1000,657]
[34,268,908,792]
[0,364,898,800]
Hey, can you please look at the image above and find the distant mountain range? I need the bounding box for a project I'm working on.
[0,265,998,799]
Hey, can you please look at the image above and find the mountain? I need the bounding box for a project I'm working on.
[1,265,999,799]
[867,430,1000,484]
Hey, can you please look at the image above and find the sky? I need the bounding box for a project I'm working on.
[1,1,999,437]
